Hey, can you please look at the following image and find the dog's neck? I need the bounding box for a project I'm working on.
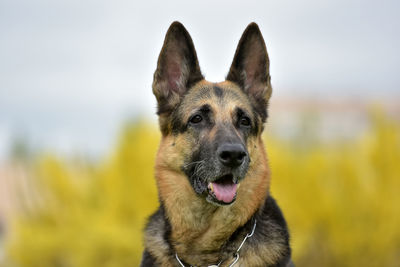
[154,137,270,265]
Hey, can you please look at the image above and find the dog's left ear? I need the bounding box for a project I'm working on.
[153,21,204,115]
[227,23,271,120]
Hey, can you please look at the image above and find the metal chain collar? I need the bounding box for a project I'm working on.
[175,219,257,267]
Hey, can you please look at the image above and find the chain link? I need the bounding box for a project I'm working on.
[175,219,257,267]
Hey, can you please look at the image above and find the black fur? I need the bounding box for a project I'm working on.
[153,22,204,117]
[213,86,224,98]
[143,21,293,267]
[140,196,292,266]
[226,23,271,123]
[140,250,157,266]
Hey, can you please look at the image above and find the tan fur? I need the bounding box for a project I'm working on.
[154,114,270,265]
[145,234,174,266]
[143,22,292,267]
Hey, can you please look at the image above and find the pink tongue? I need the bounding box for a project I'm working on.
[212,182,237,203]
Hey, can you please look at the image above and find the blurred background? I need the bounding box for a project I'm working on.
[1,0,399,266]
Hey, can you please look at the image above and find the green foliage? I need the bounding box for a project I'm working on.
[5,112,400,266]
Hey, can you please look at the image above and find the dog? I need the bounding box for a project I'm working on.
[141,22,293,267]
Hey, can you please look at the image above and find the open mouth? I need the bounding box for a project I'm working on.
[207,174,239,205]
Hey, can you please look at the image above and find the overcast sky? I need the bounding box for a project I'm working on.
[0,0,399,159]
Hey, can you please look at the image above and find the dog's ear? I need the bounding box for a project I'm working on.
[153,21,204,115]
[227,23,271,120]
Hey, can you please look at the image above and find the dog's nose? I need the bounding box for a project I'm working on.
[217,144,247,167]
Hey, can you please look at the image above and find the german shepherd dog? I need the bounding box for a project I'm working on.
[141,22,293,267]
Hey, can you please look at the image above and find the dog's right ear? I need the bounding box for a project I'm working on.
[153,22,204,115]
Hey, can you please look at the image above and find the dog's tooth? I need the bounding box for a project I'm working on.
[209,183,214,192]
[237,183,241,189]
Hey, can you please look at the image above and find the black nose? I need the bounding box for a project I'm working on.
[217,144,247,167]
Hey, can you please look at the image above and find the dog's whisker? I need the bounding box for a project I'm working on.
[142,21,292,267]
[183,160,205,168]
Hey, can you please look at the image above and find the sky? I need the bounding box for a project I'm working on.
[0,0,399,159]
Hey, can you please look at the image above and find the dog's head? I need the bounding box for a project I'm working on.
[153,22,271,206]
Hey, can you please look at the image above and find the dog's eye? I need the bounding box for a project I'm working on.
[190,115,203,124]
[240,117,251,127]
